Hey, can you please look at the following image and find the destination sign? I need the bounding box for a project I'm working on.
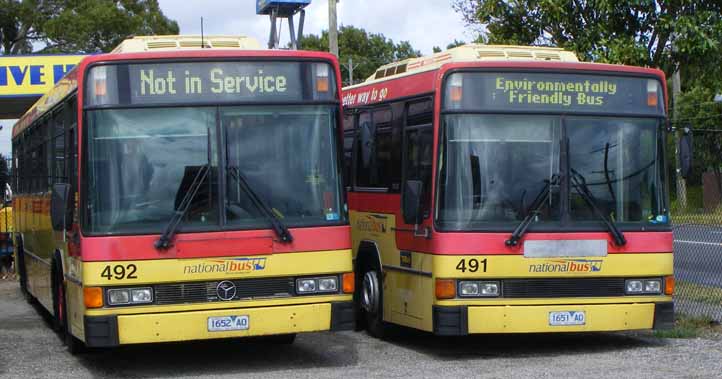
[86,61,335,106]
[444,72,665,115]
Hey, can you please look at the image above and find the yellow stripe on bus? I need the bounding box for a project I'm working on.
[82,249,353,286]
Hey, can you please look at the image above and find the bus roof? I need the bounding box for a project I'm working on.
[12,35,337,139]
[111,35,261,53]
[348,44,580,89]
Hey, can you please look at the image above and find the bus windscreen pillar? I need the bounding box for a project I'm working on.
[256,0,311,49]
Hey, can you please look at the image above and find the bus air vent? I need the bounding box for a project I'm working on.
[211,40,242,48]
[146,41,178,50]
[507,50,535,59]
[477,50,506,59]
[179,40,211,49]
[535,52,562,61]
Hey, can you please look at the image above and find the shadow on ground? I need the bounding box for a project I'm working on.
[375,325,666,361]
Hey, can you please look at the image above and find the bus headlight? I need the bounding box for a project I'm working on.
[458,281,500,297]
[107,287,153,305]
[131,288,153,303]
[626,279,662,294]
[107,289,130,305]
[296,276,339,294]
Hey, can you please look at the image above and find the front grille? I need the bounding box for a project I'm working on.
[154,277,295,305]
[502,278,626,298]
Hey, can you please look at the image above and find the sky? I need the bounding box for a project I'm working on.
[0,0,473,157]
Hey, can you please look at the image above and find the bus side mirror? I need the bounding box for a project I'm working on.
[679,129,693,179]
[51,183,72,231]
[402,180,424,225]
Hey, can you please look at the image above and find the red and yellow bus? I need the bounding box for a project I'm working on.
[342,45,674,337]
[13,35,353,352]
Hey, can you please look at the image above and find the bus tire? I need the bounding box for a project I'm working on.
[51,256,63,332]
[360,258,387,339]
[15,237,32,301]
[54,253,86,354]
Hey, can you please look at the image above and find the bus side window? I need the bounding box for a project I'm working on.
[66,96,78,195]
[403,98,434,218]
[53,108,66,185]
[354,107,397,191]
[342,111,355,189]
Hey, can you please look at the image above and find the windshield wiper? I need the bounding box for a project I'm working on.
[570,169,626,246]
[227,166,293,243]
[154,164,210,250]
[506,174,559,247]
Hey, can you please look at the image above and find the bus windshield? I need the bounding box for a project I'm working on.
[437,72,668,231]
[85,105,343,235]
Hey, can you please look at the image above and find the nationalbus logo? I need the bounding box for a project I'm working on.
[528,259,603,273]
[183,257,267,275]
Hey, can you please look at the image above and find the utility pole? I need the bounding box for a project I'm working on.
[341,57,360,85]
[673,67,688,209]
[328,0,339,56]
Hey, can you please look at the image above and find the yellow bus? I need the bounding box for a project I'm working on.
[13,35,353,353]
[342,45,673,337]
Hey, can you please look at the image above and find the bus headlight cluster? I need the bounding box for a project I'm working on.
[625,279,662,294]
[107,287,153,305]
[458,281,500,297]
[296,276,338,294]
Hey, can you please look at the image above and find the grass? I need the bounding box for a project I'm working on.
[676,281,722,306]
[653,314,721,339]
[670,186,722,225]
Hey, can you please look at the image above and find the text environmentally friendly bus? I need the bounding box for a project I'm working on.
[342,44,673,337]
[12,35,354,353]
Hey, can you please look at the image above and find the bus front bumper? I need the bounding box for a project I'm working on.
[433,301,674,335]
[84,301,354,347]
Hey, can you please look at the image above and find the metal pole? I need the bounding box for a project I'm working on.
[673,68,688,209]
[288,15,296,50]
[328,0,339,56]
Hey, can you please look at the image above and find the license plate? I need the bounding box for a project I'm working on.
[549,311,586,326]
[207,315,249,332]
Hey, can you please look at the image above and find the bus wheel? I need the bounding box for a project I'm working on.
[59,278,86,354]
[361,265,387,338]
[51,259,63,332]
[16,240,32,302]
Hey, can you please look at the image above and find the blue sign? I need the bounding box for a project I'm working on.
[256,0,311,16]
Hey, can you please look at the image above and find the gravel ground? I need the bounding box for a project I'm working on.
[1,279,721,379]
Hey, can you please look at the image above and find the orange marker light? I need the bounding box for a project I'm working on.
[450,86,463,102]
[342,272,355,294]
[435,279,456,299]
[316,77,329,92]
[664,275,675,295]
[94,80,107,97]
[647,80,659,107]
[84,287,103,308]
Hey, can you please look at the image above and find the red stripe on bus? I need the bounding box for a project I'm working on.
[79,225,351,261]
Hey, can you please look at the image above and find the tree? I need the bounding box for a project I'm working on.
[299,25,421,85]
[433,39,467,53]
[451,1,722,81]
[0,0,179,55]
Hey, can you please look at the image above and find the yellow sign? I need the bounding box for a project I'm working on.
[0,55,86,96]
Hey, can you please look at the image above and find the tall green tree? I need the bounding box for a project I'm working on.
[452,1,722,82]
[0,0,179,55]
[299,25,421,85]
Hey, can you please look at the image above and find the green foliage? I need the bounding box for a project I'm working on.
[298,25,421,86]
[433,39,467,53]
[0,0,179,54]
[451,0,722,80]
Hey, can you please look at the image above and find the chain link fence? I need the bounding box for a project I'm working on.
[671,124,722,323]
